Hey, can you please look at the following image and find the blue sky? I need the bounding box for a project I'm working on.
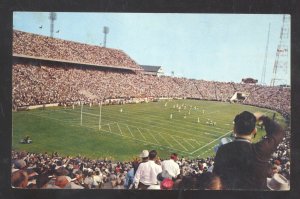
[13,12,290,85]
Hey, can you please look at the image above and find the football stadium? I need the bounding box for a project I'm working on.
[11,13,291,190]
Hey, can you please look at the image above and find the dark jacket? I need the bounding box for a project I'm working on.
[213,116,284,190]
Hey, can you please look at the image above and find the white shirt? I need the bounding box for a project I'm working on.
[161,159,180,178]
[133,160,162,187]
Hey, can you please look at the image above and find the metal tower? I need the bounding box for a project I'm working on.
[260,23,271,85]
[49,12,57,38]
[270,15,290,86]
[103,26,109,47]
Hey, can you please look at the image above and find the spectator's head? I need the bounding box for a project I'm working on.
[170,153,178,161]
[234,111,256,136]
[139,150,149,162]
[75,170,83,180]
[54,166,69,176]
[11,170,28,188]
[197,172,222,190]
[14,159,27,170]
[55,176,70,188]
[36,173,51,188]
[149,150,157,160]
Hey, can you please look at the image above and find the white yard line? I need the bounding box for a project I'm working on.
[108,123,112,133]
[157,133,173,147]
[184,139,195,148]
[148,130,160,144]
[191,130,233,154]
[127,125,134,137]
[137,128,146,140]
[171,136,189,151]
[116,123,123,135]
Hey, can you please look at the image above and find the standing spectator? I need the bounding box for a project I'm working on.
[124,160,139,189]
[92,170,103,188]
[11,170,28,188]
[133,150,162,190]
[213,111,284,190]
[161,153,180,179]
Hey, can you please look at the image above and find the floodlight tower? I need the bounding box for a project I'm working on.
[49,12,57,38]
[260,23,271,85]
[270,15,290,86]
[103,26,109,47]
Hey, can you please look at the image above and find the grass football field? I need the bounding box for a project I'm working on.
[12,99,286,161]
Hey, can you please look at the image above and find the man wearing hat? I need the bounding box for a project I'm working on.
[213,111,284,190]
[133,150,162,190]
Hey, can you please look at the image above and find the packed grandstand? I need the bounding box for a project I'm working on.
[12,30,291,190]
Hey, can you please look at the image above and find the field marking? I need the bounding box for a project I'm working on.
[193,139,201,146]
[137,128,146,140]
[190,130,233,154]
[127,125,134,137]
[148,130,160,144]
[171,136,189,151]
[59,109,217,141]
[99,126,189,154]
[157,133,173,147]
[28,111,190,155]
[69,109,229,138]
[28,111,197,153]
[32,109,219,152]
[108,123,112,133]
[116,123,123,135]
[27,107,233,156]
[184,139,195,148]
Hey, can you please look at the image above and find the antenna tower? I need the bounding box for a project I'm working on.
[49,12,57,38]
[270,15,290,86]
[260,23,271,85]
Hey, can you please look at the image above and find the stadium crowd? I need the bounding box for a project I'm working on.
[12,61,290,118]
[11,126,290,190]
[11,30,291,190]
[12,30,290,118]
[13,30,141,70]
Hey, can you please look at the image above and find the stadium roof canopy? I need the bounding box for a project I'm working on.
[140,65,163,76]
[13,30,142,71]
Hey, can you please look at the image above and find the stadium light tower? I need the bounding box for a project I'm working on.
[103,26,109,47]
[49,12,57,38]
[270,15,290,86]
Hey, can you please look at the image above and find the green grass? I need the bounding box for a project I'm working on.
[12,99,286,161]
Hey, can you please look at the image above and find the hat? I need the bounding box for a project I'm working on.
[267,173,290,191]
[157,170,173,181]
[160,178,174,190]
[139,150,149,158]
[14,159,26,169]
